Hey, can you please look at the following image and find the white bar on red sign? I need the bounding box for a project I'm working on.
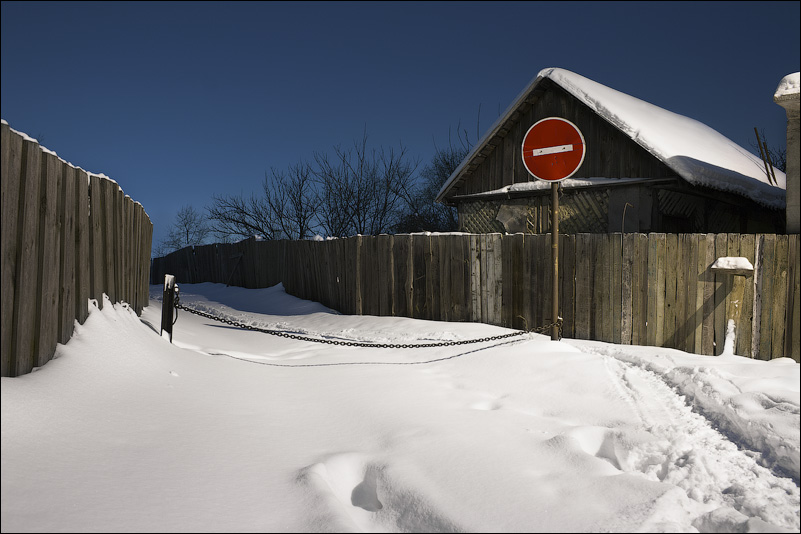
[527,144,574,157]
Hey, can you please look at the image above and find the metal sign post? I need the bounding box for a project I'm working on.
[521,117,585,340]
[551,182,559,340]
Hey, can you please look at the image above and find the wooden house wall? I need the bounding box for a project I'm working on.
[452,78,680,197]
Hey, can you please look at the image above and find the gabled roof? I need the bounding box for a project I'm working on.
[437,68,786,209]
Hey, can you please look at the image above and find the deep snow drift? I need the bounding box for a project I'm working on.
[1,283,798,533]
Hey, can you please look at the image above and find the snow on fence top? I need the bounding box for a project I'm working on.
[774,72,800,99]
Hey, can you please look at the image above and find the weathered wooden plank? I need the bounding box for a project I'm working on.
[35,151,62,367]
[13,139,43,375]
[58,162,77,344]
[501,234,514,327]
[74,169,90,324]
[1,124,22,376]
[508,233,526,330]
[354,236,363,315]
[492,233,503,326]
[621,233,634,344]
[674,234,687,350]
[724,235,742,353]
[787,235,800,362]
[450,235,467,322]
[592,234,608,342]
[392,235,409,317]
[645,234,659,346]
[469,234,480,322]
[689,234,706,354]
[426,235,439,320]
[750,235,765,359]
[413,234,428,319]
[654,234,667,347]
[575,233,592,339]
[713,233,729,355]
[479,235,489,323]
[771,235,788,359]
[380,235,394,316]
[89,174,105,307]
[103,179,118,303]
[560,233,576,339]
[539,233,553,330]
[737,234,755,357]
[701,234,716,355]
[663,233,678,348]
[611,233,623,344]
[437,236,450,321]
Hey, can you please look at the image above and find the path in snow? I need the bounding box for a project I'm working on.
[599,355,798,531]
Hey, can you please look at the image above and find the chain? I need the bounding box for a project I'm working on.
[173,301,563,348]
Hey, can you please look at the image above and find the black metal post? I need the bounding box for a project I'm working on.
[161,274,176,343]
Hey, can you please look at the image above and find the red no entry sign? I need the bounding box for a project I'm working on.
[521,117,585,182]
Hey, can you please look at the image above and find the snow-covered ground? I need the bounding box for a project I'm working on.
[2,283,798,533]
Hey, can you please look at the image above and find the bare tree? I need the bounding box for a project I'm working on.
[313,132,418,236]
[264,161,320,240]
[156,205,213,256]
[206,192,281,241]
[394,127,471,233]
[208,131,419,241]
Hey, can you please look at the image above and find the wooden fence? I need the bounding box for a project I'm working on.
[151,232,799,362]
[1,122,153,377]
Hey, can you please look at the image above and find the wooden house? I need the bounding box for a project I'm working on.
[435,68,787,235]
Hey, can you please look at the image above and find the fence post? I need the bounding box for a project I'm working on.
[161,274,177,342]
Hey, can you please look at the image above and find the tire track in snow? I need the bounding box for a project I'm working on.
[601,356,799,531]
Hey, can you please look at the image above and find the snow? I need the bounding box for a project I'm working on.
[543,68,786,209]
[437,68,786,210]
[711,256,755,271]
[775,72,800,99]
[2,283,798,533]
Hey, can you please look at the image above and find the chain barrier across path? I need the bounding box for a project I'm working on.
[171,293,563,351]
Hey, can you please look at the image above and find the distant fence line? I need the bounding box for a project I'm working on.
[1,123,153,377]
[151,232,799,362]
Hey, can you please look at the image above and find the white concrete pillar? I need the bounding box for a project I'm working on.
[774,72,800,234]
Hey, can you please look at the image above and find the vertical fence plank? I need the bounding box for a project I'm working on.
[468,234,479,322]
[713,233,730,355]
[1,125,23,376]
[58,162,76,344]
[393,235,410,318]
[674,234,688,351]
[692,234,706,354]
[537,233,551,330]
[634,233,649,346]
[35,152,62,367]
[491,234,503,326]
[478,235,488,323]
[560,233,576,339]
[611,233,623,344]
[701,234,716,355]
[575,234,592,339]
[501,234,514,328]
[594,234,611,342]
[448,235,470,321]
[737,234,756,357]
[771,235,789,359]
[12,139,43,375]
[621,233,634,345]
[663,233,678,348]
[787,235,800,362]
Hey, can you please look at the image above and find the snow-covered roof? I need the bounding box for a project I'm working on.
[437,68,786,209]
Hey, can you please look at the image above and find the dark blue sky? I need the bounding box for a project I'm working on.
[2,1,799,252]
